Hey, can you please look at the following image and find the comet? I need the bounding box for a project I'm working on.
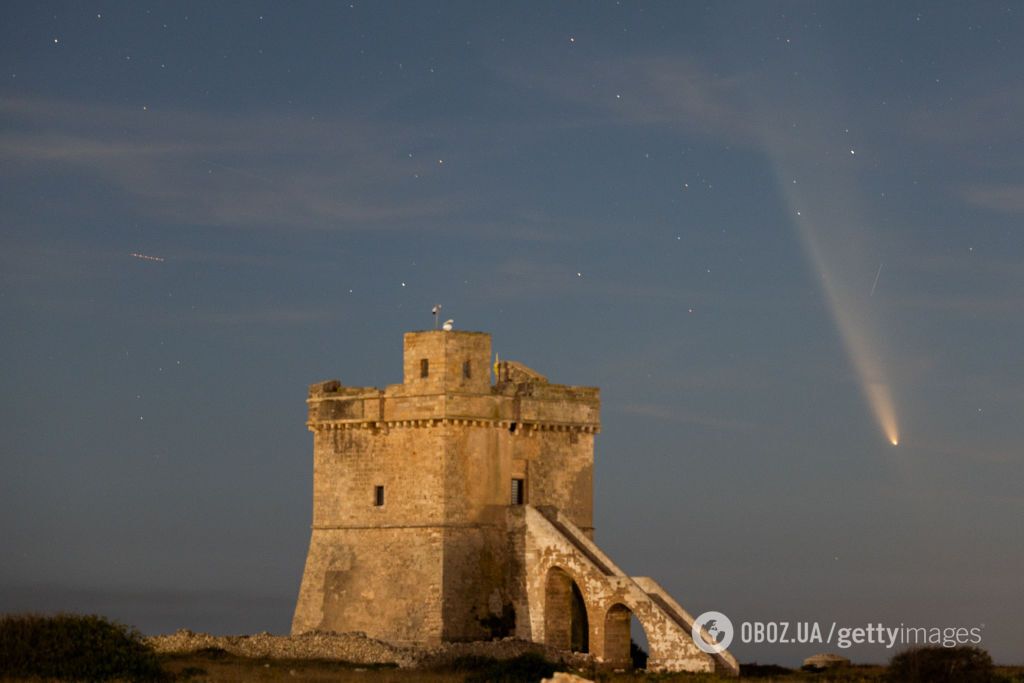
[761,130,901,447]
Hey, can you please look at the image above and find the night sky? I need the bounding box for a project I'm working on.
[2,1,1022,666]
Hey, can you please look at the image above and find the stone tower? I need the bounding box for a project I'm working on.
[293,329,738,674]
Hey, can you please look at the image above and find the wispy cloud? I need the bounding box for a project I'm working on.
[187,307,340,326]
[477,256,701,304]
[0,96,464,232]
[959,183,1024,214]
[504,54,756,141]
[888,292,1024,317]
[616,402,753,432]
[910,86,1024,148]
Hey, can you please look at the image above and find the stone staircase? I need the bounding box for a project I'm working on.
[517,505,739,675]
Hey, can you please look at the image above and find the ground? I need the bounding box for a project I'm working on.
[154,651,1024,683]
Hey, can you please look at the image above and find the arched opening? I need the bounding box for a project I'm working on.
[631,614,649,670]
[603,603,632,668]
[602,604,650,669]
[570,581,589,653]
[544,567,589,653]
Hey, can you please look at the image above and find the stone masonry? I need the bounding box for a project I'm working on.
[292,329,738,674]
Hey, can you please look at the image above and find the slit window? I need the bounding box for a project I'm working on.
[420,358,429,378]
[511,478,525,505]
[374,485,385,507]
[463,360,472,379]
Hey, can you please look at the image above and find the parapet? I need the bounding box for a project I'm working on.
[305,333,599,433]
[495,360,547,385]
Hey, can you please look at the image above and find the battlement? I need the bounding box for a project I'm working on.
[306,331,600,432]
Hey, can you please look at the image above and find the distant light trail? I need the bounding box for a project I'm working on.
[130,252,165,262]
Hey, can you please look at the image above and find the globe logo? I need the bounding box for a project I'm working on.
[691,610,734,653]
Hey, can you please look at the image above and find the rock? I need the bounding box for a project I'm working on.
[542,673,594,683]
[803,652,851,669]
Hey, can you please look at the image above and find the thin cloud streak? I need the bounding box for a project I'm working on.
[502,54,757,141]
[186,307,341,327]
[0,97,468,232]
[959,183,1024,215]
[616,402,754,432]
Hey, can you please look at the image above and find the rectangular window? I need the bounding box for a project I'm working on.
[511,478,525,505]
[420,358,429,378]
[374,485,385,507]
[463,360,472,379]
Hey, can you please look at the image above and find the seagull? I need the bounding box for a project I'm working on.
[442,319,454,331]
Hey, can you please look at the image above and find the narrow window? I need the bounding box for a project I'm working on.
[420,358,429,378]
[511,478,525,505]
[374,485,385,507]
[463,360,472,379]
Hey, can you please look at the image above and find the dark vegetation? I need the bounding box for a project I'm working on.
[3,614,1023,683]
[630,639,649,670]
[888,645,999,683]
[741,662,801,677]
[442,653,558,683]
[0,613,165,682]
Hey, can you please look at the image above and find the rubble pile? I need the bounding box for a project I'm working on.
[147,630,592,670]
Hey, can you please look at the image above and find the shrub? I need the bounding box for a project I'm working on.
[630,639,648,670]
[0,612,166,681]
[742,662,794,677]
[889,645,995,683]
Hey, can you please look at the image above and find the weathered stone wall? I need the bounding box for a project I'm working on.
[292,527,444,644]
[294,423,450,641]
[311,426,448,528]
[400,330,492,395]
[524,430,594,534]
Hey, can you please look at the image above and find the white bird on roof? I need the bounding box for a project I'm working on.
[442,319,454,331]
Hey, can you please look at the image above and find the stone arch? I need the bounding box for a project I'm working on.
[603,603,633,668]
[544,566,590,653]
